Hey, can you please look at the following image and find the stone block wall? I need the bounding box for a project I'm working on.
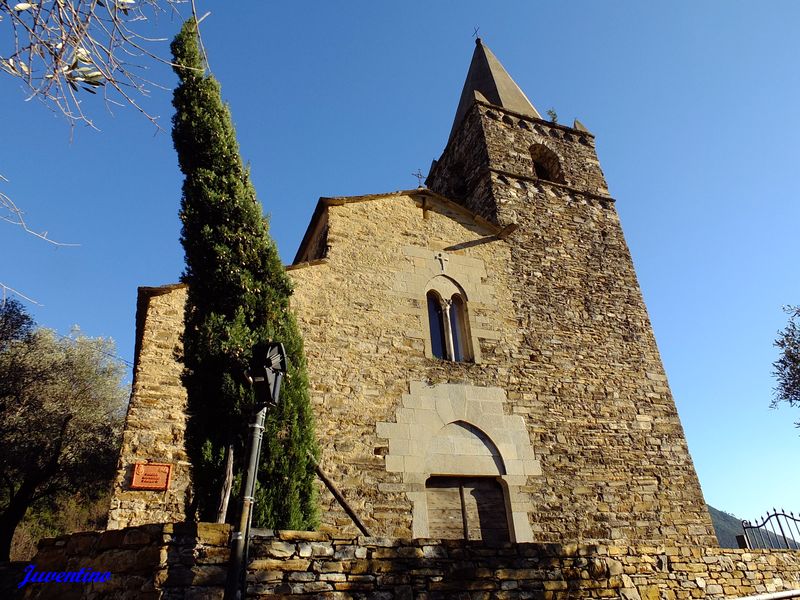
[289,191,536,540]
[106,179,717,549]
[109,179,717,547]
[245,534,800,599]
[427,99,716,546]
[20,523,230,600]
[107,285,192,529]
[17,524,800,599]
[499,176,714,545]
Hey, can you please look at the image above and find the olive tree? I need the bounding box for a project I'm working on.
[773,306,800,426]
[0,299,128,561]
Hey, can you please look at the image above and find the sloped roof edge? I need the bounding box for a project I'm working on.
[291,188,502,265]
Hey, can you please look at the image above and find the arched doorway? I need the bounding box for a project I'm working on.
[426,476,509,542]
[423,421,510,542]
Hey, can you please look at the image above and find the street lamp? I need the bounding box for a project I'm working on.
[224,342,287,600]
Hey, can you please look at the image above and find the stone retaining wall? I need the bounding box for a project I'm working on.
[16,523,800,599]
[19,523,229,600]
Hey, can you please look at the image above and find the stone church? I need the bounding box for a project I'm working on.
[108,39,717,549]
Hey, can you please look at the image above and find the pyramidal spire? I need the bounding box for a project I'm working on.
[448,38,541,142]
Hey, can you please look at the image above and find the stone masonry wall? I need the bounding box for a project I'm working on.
[108,108,716,548]
[107,285,191,529]
[107,177,715,547]
[244,534,800,599]
[427,100,717,547]
[427,106,493,219]
[18,524,800,600]
[288,192,533,539]
[20,523,229,600]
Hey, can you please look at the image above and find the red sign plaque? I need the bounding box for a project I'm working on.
[130,462,172,491]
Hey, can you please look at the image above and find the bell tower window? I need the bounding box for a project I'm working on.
[530,143,565,184]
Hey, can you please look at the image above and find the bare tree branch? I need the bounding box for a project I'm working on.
[2,2,213,303]
[2,0,189,128]
[1,176,79,247]
[0,283,42,306]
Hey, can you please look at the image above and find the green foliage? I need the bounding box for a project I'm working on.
[0,300,127,561]
[773,305,800,426]
[0,298,33,346]
[12,493,111,560]
[546,108,558,123]
[171,20,318,529]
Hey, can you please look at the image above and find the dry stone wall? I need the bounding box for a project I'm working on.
[18,524,800,600]
[244,534,800,599]
[19,523,229,600]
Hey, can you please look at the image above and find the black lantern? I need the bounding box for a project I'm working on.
[225,341,287,600]
[244,342,287,406]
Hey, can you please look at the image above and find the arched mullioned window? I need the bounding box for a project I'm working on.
[427,291,447,359]
[449,294,467,362]
[426,278,472,362]
[530,143,565,184]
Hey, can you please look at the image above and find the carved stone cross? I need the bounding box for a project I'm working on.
[435,251,449,272]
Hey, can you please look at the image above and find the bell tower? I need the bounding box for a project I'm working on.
[428,38,610,225]
[428,39,717,546]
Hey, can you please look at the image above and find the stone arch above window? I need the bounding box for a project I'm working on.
[397,245,503,365]
[530,143,565,184]
[425,275,473,362]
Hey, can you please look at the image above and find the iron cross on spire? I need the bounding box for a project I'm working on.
[412,169,426,188]
[472,26,480,39]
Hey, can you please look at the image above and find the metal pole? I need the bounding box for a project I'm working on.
[223,342,286,600]
[239,373,282,594]
[224,402,268,600]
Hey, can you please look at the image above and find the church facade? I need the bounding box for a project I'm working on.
[108,40,716,548]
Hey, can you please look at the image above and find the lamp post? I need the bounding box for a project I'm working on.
[224,342,287,600]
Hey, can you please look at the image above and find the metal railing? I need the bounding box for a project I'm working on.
[739,509,800,549]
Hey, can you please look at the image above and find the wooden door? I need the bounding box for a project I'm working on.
[426,477,509,542]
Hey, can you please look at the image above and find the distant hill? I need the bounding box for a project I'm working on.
[708,505,800,549]
[708,504,745,548]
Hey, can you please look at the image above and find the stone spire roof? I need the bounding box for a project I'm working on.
[448,38,541,142]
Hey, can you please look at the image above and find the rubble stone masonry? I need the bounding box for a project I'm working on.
[107,285,191,529]
[20,524,800,600]
[427,101,716,546]
[109,98,715,548]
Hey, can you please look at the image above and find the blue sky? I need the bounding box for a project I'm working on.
[2,2,798,524]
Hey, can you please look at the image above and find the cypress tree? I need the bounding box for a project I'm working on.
[171,19,319,529]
